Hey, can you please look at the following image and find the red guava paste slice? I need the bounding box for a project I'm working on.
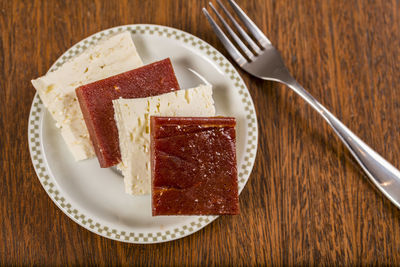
[150,116,239,216]
[76,58,180,167]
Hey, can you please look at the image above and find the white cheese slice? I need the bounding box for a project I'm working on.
[113,84,215,195]
[31,31,143,161]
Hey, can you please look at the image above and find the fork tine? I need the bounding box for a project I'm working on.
[227,0,271,47]
[202,8,248,66]
[209,2,255,61]
[216,0,262,55]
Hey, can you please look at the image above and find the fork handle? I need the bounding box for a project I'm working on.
[285,77,400,208]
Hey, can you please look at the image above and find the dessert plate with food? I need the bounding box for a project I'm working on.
[28,24,258,243]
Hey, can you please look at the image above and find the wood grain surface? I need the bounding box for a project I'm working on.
[1,0,400,265]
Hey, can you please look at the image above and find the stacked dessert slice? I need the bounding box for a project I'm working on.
[31,32,143,160]
[113,84,215,195]
[150,117,239,215]
[32,31,239,216]
[76,58,180,168]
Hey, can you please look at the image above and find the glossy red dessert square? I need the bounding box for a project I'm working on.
[76,58,180,167]
[150,116,239,216]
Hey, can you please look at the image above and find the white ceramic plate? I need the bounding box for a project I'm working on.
[28,24,258,243]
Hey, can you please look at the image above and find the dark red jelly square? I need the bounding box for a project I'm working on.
[150,116,239,215]
[76,58,180,168]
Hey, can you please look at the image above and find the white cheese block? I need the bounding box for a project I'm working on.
[31,31,143,161]
[113,84,215,195]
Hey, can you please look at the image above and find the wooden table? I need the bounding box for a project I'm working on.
[1,0,400,265]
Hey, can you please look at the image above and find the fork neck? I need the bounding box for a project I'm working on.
[278,74,325,116]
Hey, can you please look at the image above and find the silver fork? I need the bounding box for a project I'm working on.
[203,0,400,209]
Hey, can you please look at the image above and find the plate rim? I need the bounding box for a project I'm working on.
[28,24,258,244]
